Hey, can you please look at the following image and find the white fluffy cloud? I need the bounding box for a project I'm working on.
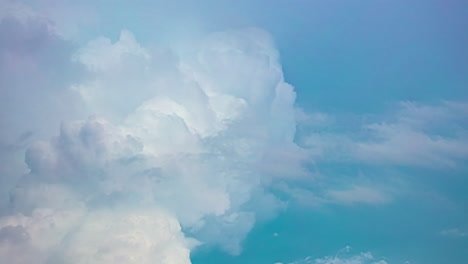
[0,16,306,262]
[57,209,194,264]
[0,206,194,264]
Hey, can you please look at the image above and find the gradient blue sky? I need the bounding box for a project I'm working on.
[0,1,467,264]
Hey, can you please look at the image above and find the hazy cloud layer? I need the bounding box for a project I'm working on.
[440,228,467,238]
[300,101,468,169]
[277,248,389,264]
[0,2,85,215]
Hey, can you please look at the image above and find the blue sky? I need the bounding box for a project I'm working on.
[0,1,467,264]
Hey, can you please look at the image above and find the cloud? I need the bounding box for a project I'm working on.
[0,207,86,264]
[440,228,467,238]
[301,101,468,169]
[0,2,84,136]
[327,185,391,206]
[355,101,468,168]
[276,184,325,208]
[290,100,468,208]
[74,30,150,72]
[0,1,85,213]
[286,248,389,264]
[70,29,177,121]
[55,209,195,264]
[354,122,468,168]
[277,183,391,207]
[0,207,195,264]
[0,12,306,261]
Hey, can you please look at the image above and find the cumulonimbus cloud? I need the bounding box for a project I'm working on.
[0,5,308,261]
